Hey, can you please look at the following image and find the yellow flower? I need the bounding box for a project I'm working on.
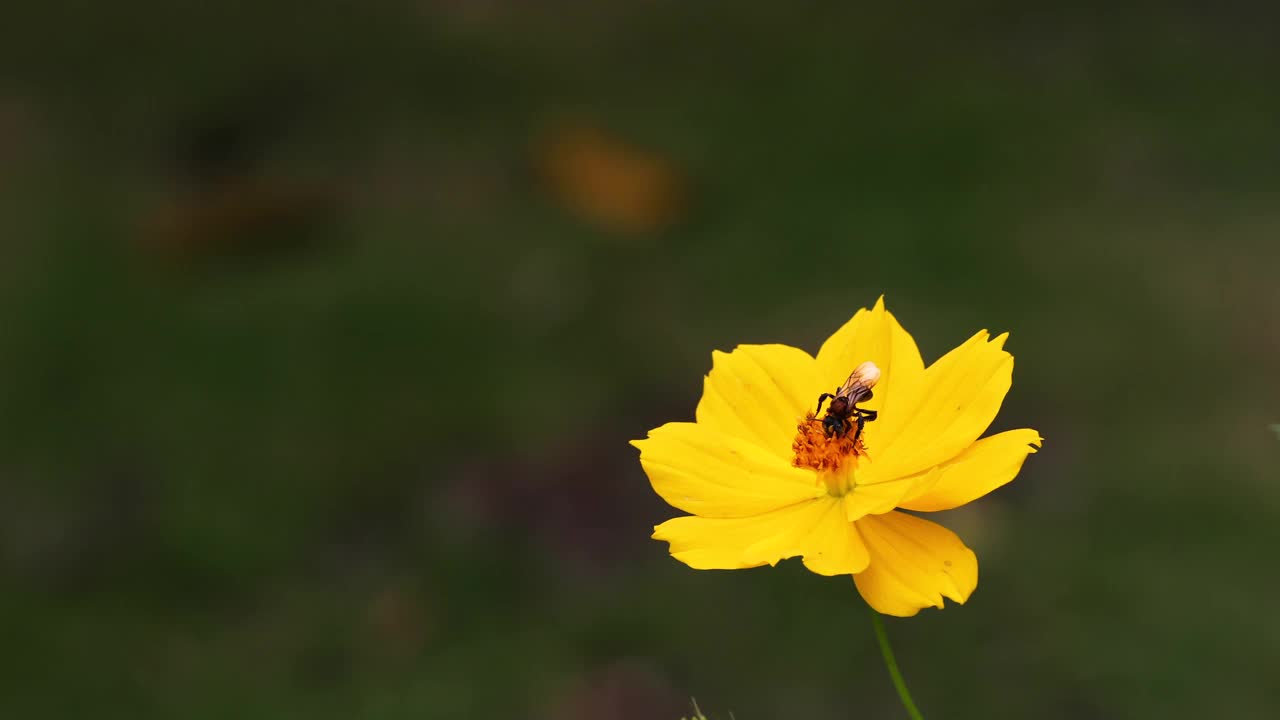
[632,297,1042,617]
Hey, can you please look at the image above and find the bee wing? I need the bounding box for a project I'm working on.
[836,370,863,397]
[837,370,875,403]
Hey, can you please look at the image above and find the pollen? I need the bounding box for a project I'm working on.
[791,413,866,473]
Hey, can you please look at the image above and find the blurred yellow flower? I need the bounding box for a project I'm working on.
[633,297,1041,617]
[534,122,686,236]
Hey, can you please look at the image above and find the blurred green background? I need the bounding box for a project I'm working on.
[2,2,1278,719]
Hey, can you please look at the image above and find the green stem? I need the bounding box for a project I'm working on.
[869,607,924,720]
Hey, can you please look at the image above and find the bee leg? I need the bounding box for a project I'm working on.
[858,408,878,422]
[853,415,866,441]
[815,393,835,415]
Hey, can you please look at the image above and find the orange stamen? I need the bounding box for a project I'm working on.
[791,413,866,473]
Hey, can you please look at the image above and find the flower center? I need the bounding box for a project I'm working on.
[793,361,881,495]
[791,412,866,494]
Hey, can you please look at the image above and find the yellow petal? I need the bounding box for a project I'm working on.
[898,429,1043,512]
[633,422,824,518]
[796,501,872,576]
[853,511,978,617]
[653,498,870,575]
[842,468,942,522]
[694,344,820,459]
[814,296,925,450]
[860,330,1013,484]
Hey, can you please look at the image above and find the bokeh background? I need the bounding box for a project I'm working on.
[2,3,1278,719]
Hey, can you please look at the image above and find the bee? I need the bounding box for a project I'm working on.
[814,361,881,441]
